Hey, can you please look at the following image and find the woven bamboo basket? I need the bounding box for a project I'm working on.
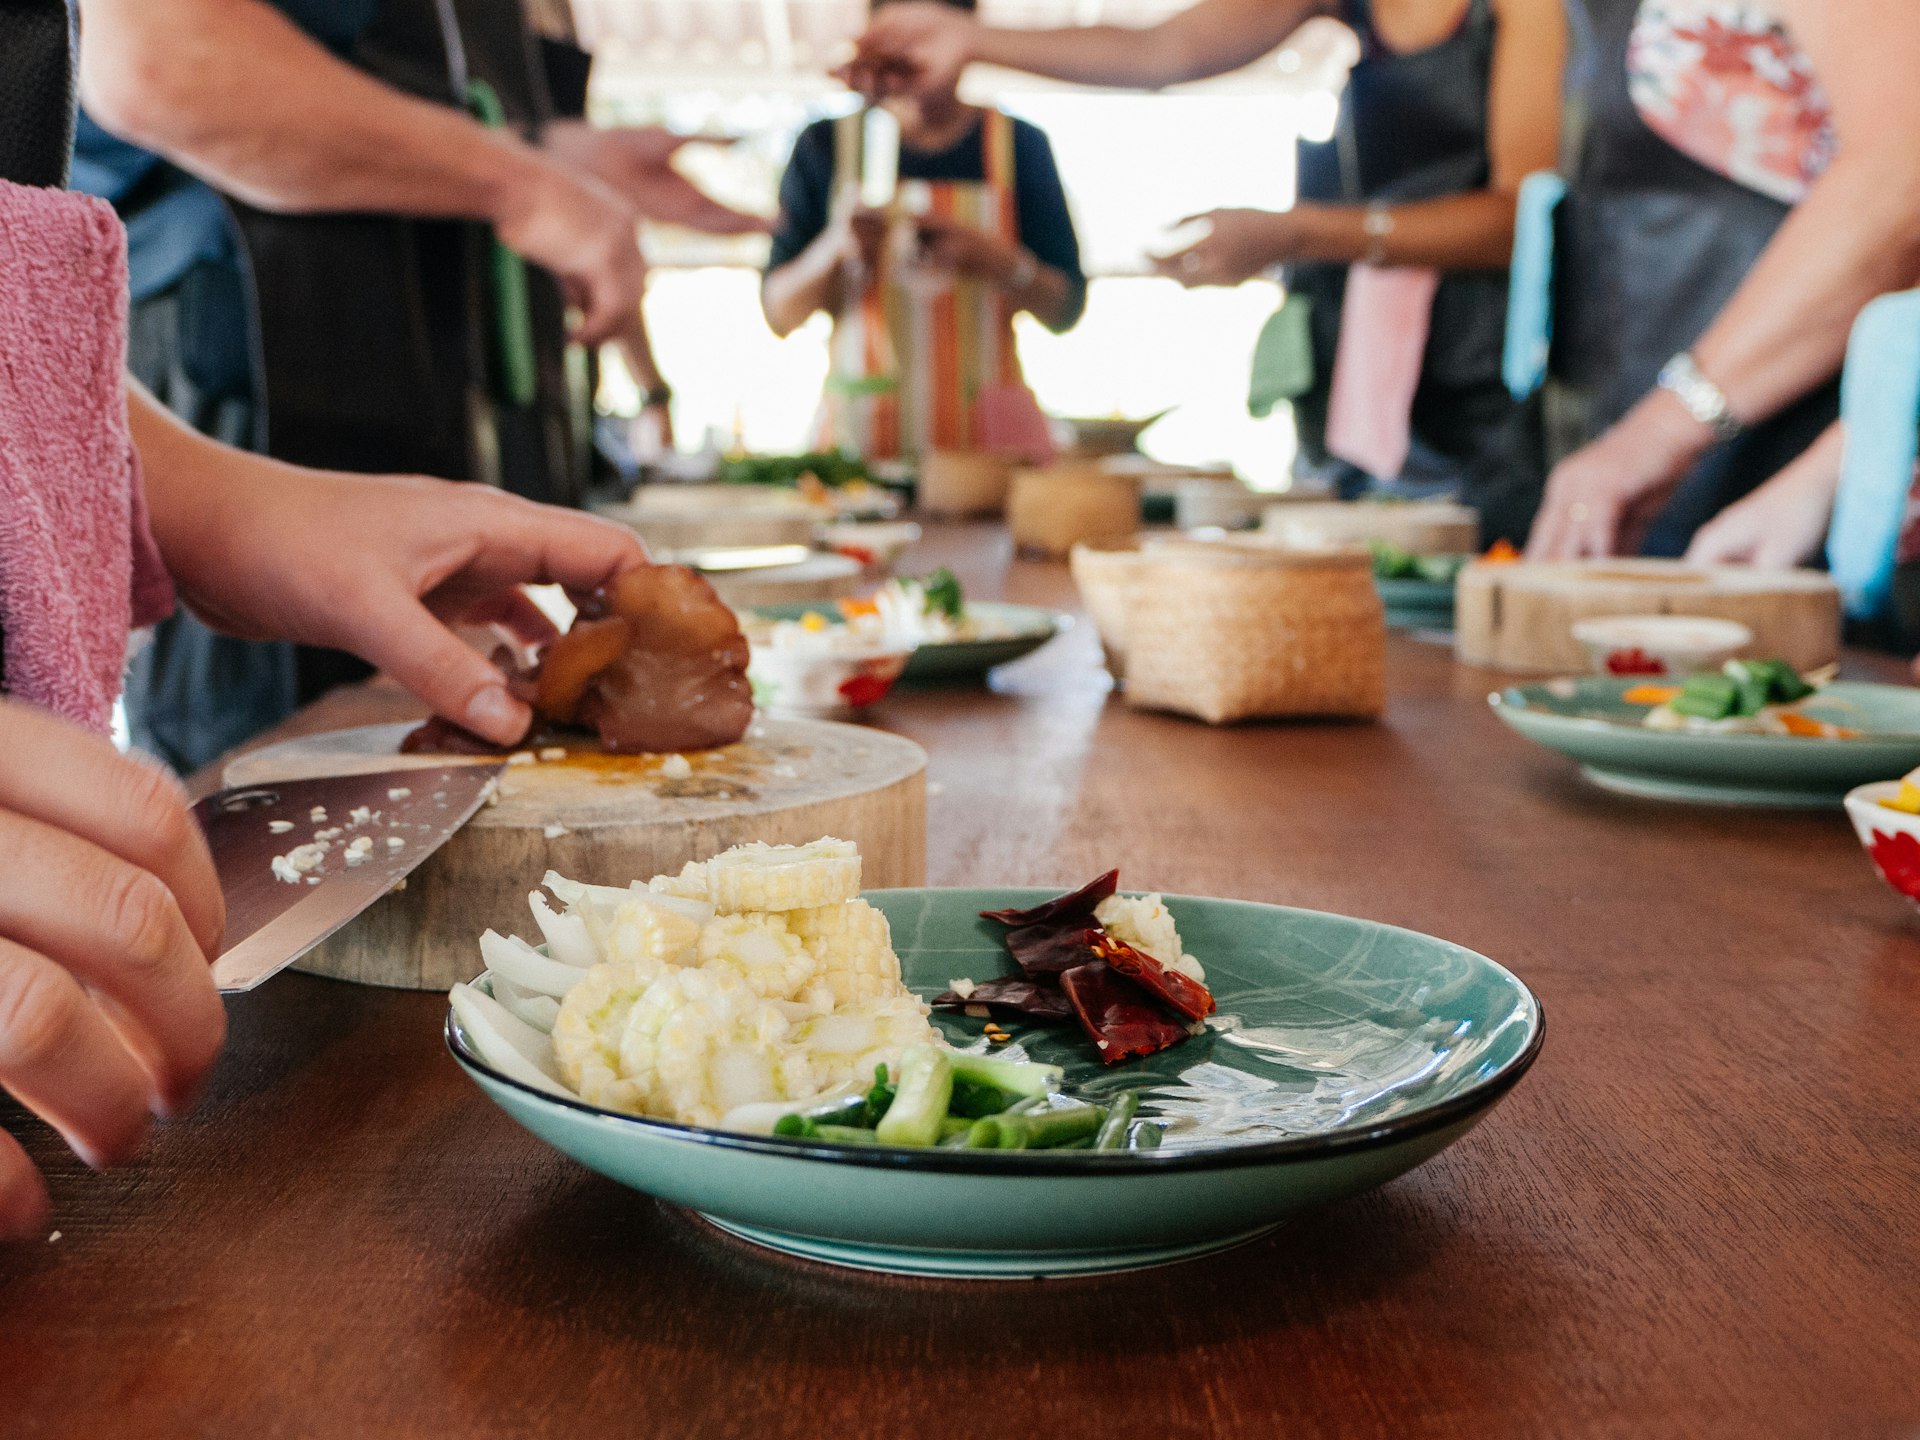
[1122,540,1386,724]
[1008,463,1142,558]
[1068,539,1149,679]
[917,450,1015,517]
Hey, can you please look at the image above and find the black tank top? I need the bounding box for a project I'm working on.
[0,0,76,188]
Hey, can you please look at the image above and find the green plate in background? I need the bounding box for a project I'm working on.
[447,888,1542,1278]
[752,602,1068,684]
[1376,576,1457,631]
[1490,677,1920,806]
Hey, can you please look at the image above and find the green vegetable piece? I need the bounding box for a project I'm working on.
[1412,554,1465,584]
[811,1124,883,1145]
[986,1102,1105,1151]
[874,1044,954,1147]
[1059,1137,1096,1149]
[947,1053,1064,1099]
[921,566,964,620]
[1129,1122,1165,1151]
[1671,673,1738,720]
[864,1063,896,1126]
[1768,663,1815,703]
[1733,675,1771,717]
[937,1115,976,1141]
[963,1117,1012,1149]
[1368,540,1419,580]
[948,1076,1020,1119]
[1093,1091,1141,1150]
[773,1114,817,1138]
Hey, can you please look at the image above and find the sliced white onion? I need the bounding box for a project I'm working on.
[625,882,714,925]
[480,929,589,999]
[491,974,561,1033]
[528,890,599,968]
[449,982,572,1099]
[541,870,634,909]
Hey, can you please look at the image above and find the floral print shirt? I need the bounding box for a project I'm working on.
[1626,0,1833,204]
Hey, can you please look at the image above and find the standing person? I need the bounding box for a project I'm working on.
[763,0,1086,464]
[845,0,1566,543]
[1525,0,1920,558]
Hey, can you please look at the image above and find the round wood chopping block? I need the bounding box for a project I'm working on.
[1454,559,1842,675]
[1260,501,1478,555]
[224,718,928,991]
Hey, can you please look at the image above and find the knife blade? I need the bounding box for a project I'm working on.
[194,764,502,992]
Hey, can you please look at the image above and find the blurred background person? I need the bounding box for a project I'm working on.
[763,0,1086,464]
[74,0,753,770]
[846,0,1566,544]
[1526,0,1920,559]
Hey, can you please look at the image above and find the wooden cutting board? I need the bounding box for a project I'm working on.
[1261,500,1478,556]
[225,718,927,990]
[1455,559,1842,674]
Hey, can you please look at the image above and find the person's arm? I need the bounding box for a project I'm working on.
[1528,0,1920,559]
[612,308,675,447]
[1158,0,1565,283]
[77,0,643,340]
[761,124,879,337]
[845,0,1325,97]
[542,123,771,236]
[128,381,650,745]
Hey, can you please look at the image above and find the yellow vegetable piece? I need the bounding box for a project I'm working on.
[1879,779,1920,814]
[1621,684,1682,706]
[800,611,830,632]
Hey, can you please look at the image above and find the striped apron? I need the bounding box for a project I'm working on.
[823,108,1029,463]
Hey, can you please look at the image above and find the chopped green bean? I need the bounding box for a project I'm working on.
[1129,1121,1164,1151]
[1094,1092,1140,1150]
[948,1052,1064,1099]
[812,1124,883,1145]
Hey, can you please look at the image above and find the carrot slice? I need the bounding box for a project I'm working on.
[1622,684,1682,706]
[1779,711,1859,739]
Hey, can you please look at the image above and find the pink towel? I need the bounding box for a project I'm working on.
[0,179,173,733]
[1323,263,1441,481]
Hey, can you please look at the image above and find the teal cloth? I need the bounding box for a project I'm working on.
[1828,289,1920,618]
[1502,171,1566,401]
[1248,291,1315,418]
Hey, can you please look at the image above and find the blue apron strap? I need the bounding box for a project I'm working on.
[1502,171,1566,401]
[1828,288,1920,618]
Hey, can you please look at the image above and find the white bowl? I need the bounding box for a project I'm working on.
[749,643,913,717]
[1844,780,1920,913]
[818,520,923,573]
[1570,614,1753,677]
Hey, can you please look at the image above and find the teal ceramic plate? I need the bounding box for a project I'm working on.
[1375,576,1456,631]
[447,889,1542,1278]
[1491,677,1920,807]
[752,602,1068,684]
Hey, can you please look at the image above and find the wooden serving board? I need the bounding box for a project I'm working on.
[1261,500,1478,556]
[1455,559,1842,674]
[225,718,927,991]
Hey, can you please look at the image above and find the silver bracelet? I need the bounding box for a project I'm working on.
[1361,202,1394,267]
[1656,352,1744,442]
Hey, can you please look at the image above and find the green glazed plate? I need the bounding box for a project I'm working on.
[1490,677,1920,807]
[1375,576,1456,631]
[447,888,1542,1278]
[752,602,1068,684]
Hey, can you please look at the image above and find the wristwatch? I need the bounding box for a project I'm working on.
[1362,203,1395,267]
[1656,352,1743,442]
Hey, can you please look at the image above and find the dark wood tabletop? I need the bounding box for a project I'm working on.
[4,522,1917,1439]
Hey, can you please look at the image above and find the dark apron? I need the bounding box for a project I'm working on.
[0,0,74,190]
[1549,0,1839,556]
[1292,0,1542,546]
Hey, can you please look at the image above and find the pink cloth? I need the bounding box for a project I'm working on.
[973,381,1057,465]
[1323,263,1441,482]
[0,178,173,734]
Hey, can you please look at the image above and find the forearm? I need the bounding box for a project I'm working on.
[79,0,547,223]
[762,236,850,337]
[969,0,1321,89]
[615,312,666,395]
[130,380,282,589]
[1293,192,1519,271]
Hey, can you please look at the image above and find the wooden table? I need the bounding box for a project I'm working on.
[4,523,1917,1438]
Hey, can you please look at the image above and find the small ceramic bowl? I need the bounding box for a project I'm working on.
[1570,614,1754,677]
[1844,780,1920,912]
[818,520,923,574]
[749,643,913,717]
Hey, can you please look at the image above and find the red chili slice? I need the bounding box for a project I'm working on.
[1003,920,1104,978]
[980,870,1120,928]
[1059,961,1193,1065]
[1093,934,1216,1020]
[931,977,1077,1022]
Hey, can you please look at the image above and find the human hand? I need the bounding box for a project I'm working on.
[837,1,977,99]
[0,700,227,1240]
[493,159,645,344]
[1685,470,1836,569]
[1154,209,1300,288]
[542,122,770,236]
[1526,394,1712,559]
[155,462,651,746]
[831,203,891,275]
[913,212,1021,284]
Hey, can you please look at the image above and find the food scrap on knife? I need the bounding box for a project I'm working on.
[403,564,754,756]
[934,872,1217,1064]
